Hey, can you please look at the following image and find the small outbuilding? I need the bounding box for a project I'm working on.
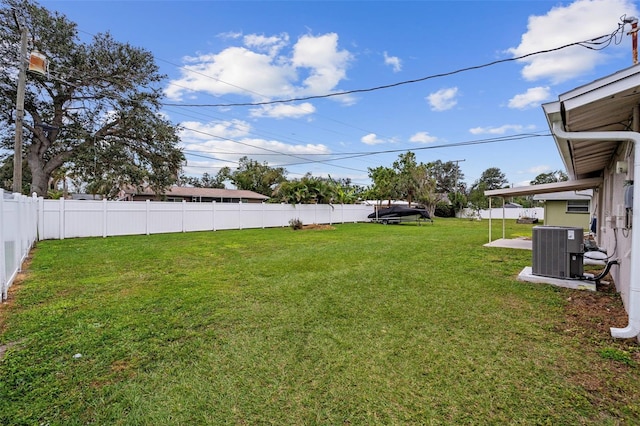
[532,190,592,229]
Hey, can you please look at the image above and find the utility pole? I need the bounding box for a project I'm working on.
[624,16,639,65]
[451,159,465,196]
[13,20,28,194]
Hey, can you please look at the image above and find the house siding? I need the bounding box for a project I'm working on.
[597,140,634,310]
[544,201,590,229]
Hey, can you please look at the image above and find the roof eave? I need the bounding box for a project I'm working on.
[542,101,577,179]
[484,177,603,198]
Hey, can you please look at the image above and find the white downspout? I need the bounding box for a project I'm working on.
[552,122,640,339]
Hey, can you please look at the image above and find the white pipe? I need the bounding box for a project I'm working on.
[552,122,640,338]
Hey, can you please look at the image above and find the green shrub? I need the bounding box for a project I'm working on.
[288,218,303,230]
[434,202,455,218]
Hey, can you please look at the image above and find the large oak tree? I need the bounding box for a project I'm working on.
[0,0,184,197]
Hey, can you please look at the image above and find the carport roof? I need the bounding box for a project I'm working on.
[484,177,603,198]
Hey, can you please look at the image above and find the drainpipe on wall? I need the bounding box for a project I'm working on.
[551,122,640,338]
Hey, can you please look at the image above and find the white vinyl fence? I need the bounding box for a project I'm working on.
[459,207,544,221]
[37,199,373,240]
[1,196,374,302]
[1,190,39,301]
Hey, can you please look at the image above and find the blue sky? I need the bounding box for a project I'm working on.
[42,0,640,189]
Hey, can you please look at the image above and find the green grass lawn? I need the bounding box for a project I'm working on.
[1,219,639,424]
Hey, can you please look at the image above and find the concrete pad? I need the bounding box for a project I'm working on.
[484,238,532,250]
[518,266,596,291]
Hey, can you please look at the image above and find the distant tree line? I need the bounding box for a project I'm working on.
[171,152,569,218]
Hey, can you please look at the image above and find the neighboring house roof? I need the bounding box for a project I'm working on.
[71,193,103,200]
[504,202,522,208]
[533,190,593,201]
[122,186,269,201]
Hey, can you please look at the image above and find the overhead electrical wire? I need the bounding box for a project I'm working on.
[42,63,370,174]
[177,124,370,173]
[160,25,625,174]
[35,20,627,179]
[183,132,551,168]
[162,25,626,108]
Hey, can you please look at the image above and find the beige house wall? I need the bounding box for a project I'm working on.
[597,140,634,310]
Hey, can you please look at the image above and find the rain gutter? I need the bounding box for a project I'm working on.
[551,121,640,339]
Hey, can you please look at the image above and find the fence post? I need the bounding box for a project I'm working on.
[59,197,65,240]
[0,189,6,301]
[13,194,22,277]
[238,201,243,230]
[212,201,216,231]
[182,200,186,233]
[37,194,44,241]
[145,200,150,235]
[102,198,108,238]
[17,194,26,262]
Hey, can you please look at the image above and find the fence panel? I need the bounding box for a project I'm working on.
[213,202,241,231]
[184,201,216,232]
[36,199,373,240]
[1,190,38,301]
[107,201,149,236]
[1,196,372,305]
[460,207,544,220]
[240,203,265,229]
[147,202,184,235]
[263,203,290,228]
[63,199,105,238]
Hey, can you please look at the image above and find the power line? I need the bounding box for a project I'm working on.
[23,17,626,184]
[162,28,625,108]
[181,132,551,168]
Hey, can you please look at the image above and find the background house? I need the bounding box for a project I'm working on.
[532,190,592,229]
[119,186,269,203]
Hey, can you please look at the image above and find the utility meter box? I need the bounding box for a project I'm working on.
[532,226,584,279]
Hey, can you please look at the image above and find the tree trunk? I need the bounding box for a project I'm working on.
[29,164,49,197]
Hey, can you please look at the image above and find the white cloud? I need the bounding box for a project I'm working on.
[527,165,552,174]
[165,46,296,101]
[508,0,638,84]
[409,131,438,144]
[243,33,289,56]
[179,119,251,141]
[384,51,402,72]
[180,120,331,170]
[250,102,316,119]
[469,124,536,135]
[165,32,352,103]
[508,87,551,109]
[291,33,353,95]
[218,31,243,40]
[427,87,458,111]
[361,133,387,145]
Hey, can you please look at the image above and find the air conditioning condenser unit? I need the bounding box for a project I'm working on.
[532,226,584,279]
